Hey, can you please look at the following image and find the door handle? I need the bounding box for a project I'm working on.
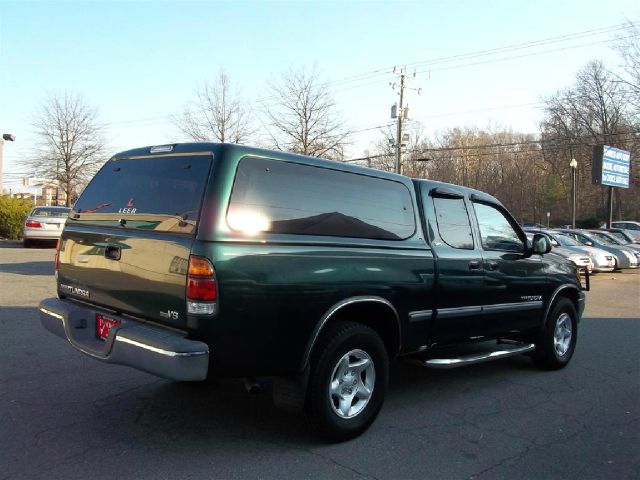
[468,261,481,270]
[104,245,121,260]
[486,261,499,271]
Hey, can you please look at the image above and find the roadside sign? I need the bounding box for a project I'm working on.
[592,145,631,188]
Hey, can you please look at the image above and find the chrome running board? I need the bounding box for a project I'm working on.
[410,343,535,369]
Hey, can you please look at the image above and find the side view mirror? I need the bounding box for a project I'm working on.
[532,233,552,255]
[585,241,594,246]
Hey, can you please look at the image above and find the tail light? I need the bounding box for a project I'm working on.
[186,256,217,315]
[25,220,42,228]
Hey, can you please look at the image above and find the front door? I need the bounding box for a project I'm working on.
[470,201,546,337]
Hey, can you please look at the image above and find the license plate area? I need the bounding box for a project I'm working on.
[96,313,121,340]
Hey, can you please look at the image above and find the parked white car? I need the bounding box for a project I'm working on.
[22,206,71,247]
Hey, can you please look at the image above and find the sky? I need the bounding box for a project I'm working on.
[1,0,639,192]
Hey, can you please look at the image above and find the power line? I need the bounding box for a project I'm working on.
[416,35,639,75]
[405,23,634,70]
[98,23,636,130]
[345,130,639,162]
[243,22,636,108]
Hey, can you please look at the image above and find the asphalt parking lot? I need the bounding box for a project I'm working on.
[1,241,638,480]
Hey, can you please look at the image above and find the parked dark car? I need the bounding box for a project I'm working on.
[40,143,586,441]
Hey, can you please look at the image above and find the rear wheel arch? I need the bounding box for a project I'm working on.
[301,297,401,370]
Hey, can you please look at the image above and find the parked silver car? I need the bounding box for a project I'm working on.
[548,231,615,272]
[610,221,640,243]
[524,231,592,272]
[559,229,640,269]
[22,206,71,247]
[594,230,640,253]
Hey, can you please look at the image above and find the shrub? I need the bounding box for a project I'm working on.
[0,196,33,239]
[577,217,603,229]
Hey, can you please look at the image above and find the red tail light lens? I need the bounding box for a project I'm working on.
[26,220,42,228]
[187,277,217,300]
[186,256,217,301]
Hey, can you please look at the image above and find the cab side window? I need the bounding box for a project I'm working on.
[432,197,474,249]
[473,202,524,252]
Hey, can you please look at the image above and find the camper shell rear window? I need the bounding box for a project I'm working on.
[71,153,213,234]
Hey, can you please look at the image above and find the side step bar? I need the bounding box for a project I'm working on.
[409,343,535,369]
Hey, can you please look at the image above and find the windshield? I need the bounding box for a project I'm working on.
[556,234,581,246]
[31,207,70,218]
[574,232,596,245]
[608,231,630,244]
[591,232,620,245]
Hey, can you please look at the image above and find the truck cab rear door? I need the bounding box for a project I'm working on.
[422,186,486,345]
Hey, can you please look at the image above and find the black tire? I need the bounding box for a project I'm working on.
[307,321,389,442]
[532,298,578,370]
[23,239,32,248]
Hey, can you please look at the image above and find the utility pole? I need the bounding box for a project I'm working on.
[390,67,420,174]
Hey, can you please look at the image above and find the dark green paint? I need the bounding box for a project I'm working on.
[56,143,584,378]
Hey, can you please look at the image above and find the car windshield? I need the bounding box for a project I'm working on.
[556,234,581,246]
[31,208,70,218]
[591,232,620,245]
[575,233,597,245]
[608,231,631,244]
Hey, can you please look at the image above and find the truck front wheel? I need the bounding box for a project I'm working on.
[532,298,578,370]
[308,321,389,442]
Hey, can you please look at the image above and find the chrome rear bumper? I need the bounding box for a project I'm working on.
[39,298,209,381]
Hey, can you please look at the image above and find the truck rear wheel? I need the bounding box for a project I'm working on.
[532,298,578,370]
[307,321,388,442]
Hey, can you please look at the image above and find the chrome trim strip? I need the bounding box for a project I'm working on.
[482,301,543,313]
[301,296,401,369]
[408,310,433,322]
[435,301,543,318]
[437,305,482,318]
[115,336,208,357]
[39,307,64,321]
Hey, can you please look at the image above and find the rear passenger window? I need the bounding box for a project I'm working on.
[432,197,474,249]
[227,157,415,240]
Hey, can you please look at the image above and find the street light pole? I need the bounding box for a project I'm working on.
[570,158,577,229]
[1,133,16,195]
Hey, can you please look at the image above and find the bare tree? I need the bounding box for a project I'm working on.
[614,20,640,113]
[263,67,349,158]
[174,68,252,144]
[31,92,106,206]
[540,60,638,222]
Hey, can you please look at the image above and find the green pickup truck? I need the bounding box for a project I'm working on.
[40,143,586,441]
